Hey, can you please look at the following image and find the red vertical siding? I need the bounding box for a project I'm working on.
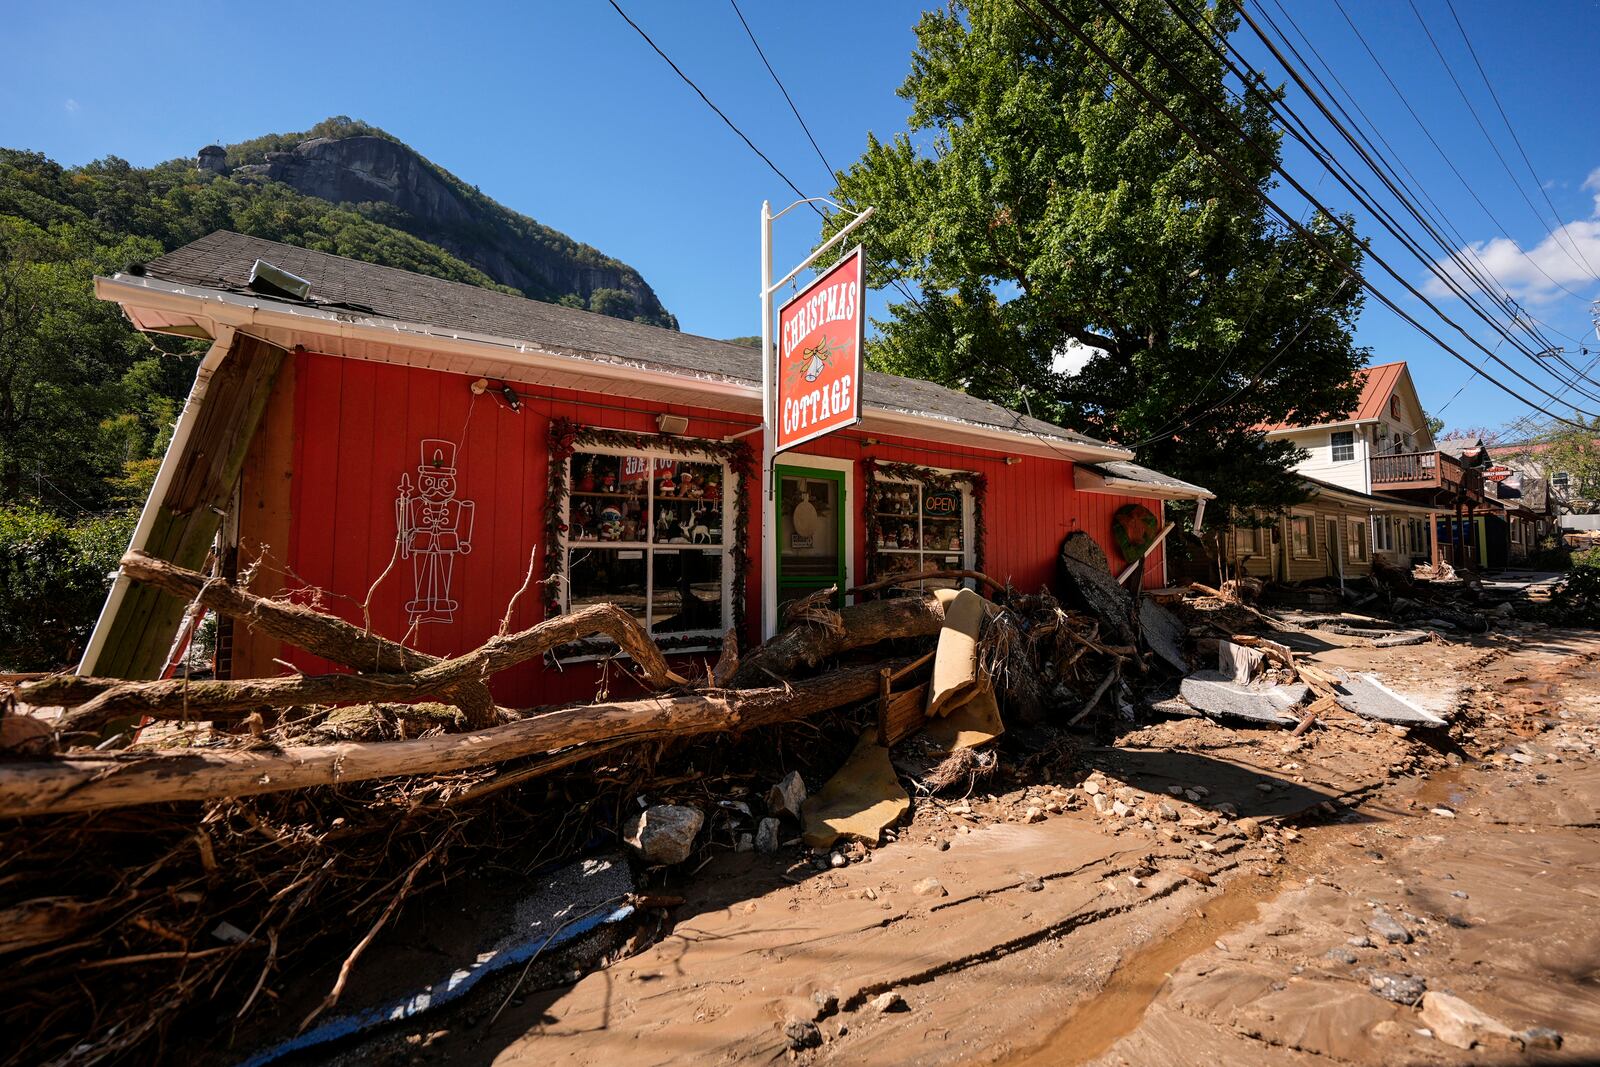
[255,353,1181,706]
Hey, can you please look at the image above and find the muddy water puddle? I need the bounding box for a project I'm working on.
[998,867,1284,1067]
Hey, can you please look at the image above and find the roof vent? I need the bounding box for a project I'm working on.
[248,259,312,301]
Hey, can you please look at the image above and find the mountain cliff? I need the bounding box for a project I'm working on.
[221,119,675,327]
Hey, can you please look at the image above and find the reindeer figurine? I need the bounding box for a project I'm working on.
[681,515,711,544]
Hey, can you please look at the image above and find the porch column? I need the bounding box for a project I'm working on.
[1429,510,1440,569]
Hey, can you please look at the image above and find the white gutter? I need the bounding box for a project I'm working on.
[1263,418,1379,438]
[95,274,1136,464]
[78,325,237,675]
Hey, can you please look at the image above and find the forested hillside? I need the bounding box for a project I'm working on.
[0,117,675,669]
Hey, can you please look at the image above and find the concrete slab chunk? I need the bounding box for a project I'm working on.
[1178,670,1306,726]
[1333,673,1448,727]
[1140,598,1188,673]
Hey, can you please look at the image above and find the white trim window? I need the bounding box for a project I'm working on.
[1372,515,1394,553]
[871,474,975,589]
[1347,518,1369,562]
[1330,430,1356,463]
[562,445,733,645]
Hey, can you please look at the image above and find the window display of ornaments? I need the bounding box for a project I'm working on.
[949,533,961,552]
[599,505,624,541]
[898,523,917,549]
[655,510,675,538]
[576,457,596,493]
[573,501,596,540]
[600,473,617,493]
[659,476,676,496]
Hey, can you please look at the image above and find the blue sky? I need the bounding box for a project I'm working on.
[5,0,1598,436]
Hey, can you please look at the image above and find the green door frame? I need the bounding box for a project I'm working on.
[774,463,847,601]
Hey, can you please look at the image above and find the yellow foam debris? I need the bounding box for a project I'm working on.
[923,686,1004,751]
[802,730,911,849]
[927,587,985,718]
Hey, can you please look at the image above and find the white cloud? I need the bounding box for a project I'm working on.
[1051,337,1105,376]
[64,99,79,113]
[1424,172,1600,305]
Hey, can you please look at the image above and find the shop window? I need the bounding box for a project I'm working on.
[1372,516,1392,553]
[870,477,974,589]
[563,448,731,641]
[1330,430,1355,463]
[1290,515,1315,558]
[1348,518,1368,561]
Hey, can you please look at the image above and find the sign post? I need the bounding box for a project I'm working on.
[759,200,875,638]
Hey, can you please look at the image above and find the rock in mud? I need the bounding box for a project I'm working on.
[870,991,908,1013]
[768,771,807,820]
[623,805,704,866]
[911,878,948,898]
[1369,973,1427,1004]
[755,817,781,855]
[1419,991,1518,1050]
[784,1020,822,1050]
[1368,908,1412,944]
[1520,1027,1563,1050]
[1324,947,1358,964]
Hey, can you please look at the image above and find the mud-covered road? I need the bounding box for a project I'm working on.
[332,622,1600,1066]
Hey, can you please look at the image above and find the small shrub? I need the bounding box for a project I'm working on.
[1547,546,1600,627]
[0,505,133,671]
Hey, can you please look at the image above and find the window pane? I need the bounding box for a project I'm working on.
[779,472,841,578]
[652,459,725,545]
[921,486,964,553]
[571,453,647,542]
[568,547,647,625]
[651,549,725,633]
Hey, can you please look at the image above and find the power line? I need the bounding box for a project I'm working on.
[1410,0,1599,280]
[605,0,808,205]
[728,0,836,181]
[1327,0,1592,304]
[1011,0,1588,430]
[1176,0,1600,407]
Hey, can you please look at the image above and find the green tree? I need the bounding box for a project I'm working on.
[824,0,1367,513]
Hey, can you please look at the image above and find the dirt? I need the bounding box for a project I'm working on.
[291,620,1600,1066]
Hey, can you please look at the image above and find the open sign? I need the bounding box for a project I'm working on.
[924,490,961,516]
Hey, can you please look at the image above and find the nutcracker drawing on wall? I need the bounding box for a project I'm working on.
[396,439,476,625]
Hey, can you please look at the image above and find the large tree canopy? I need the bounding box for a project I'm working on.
[825,0,1368,512]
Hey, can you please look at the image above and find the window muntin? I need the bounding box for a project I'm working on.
[1290,515,1315,558]
[871,476,973,589]
[1348,518,1368,561]
[1330,430,1356,463]
[562,447,730,641]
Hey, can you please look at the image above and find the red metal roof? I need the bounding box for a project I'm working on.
[1258,360,1407,432]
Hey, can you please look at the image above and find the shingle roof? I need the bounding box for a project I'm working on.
[1077,460,1213,499]
[1259,360,1407,432]
[133,231,1118,453]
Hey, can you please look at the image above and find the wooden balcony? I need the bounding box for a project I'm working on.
[1371,450,1484,497]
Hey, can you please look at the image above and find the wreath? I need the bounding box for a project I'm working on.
[861,457,987,586]
[544,417,753,649]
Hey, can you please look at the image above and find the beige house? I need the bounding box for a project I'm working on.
[1261,360,1440,569]
[1232,477,1436,584]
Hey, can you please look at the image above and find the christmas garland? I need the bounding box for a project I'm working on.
[544,417,753,651]
[861,457,987,585]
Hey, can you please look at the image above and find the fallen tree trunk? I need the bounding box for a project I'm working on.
[848,569,1006,598]
[0,662,892,818]
[49,602,682,733]
[730,594,948,688]
[24,551,497,728]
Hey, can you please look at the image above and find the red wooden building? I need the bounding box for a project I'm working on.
[83,233,1211,705]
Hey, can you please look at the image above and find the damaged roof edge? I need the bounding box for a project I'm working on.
[96,271,1136,464]
[1075,460,1214,501]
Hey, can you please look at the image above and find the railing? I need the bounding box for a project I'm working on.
[1371,450,1439,487]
